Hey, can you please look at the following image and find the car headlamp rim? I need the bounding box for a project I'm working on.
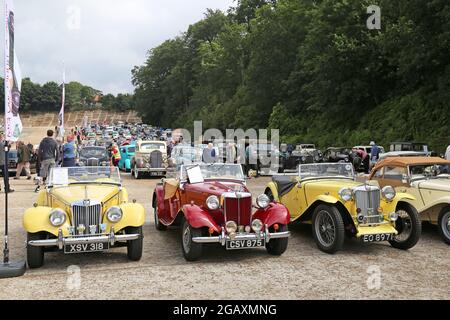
[106,206,123,223]
[382,186,396,201]
[49,208,67,227]
[206,195,220,210]
[338,188,353,202]
[256,194,270,209]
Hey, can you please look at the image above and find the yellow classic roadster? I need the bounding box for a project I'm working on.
[264,163,422,253]
[23,166,145,268]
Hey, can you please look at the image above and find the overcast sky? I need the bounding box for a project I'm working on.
[4,0,234,95]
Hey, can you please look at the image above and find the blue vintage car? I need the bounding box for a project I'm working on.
[118,144,136,172]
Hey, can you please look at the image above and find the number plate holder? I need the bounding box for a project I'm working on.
[64,242,110,254]
[362,233,395,243]
[226,239,265,250]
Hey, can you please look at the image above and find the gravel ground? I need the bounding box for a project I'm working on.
[0,172,448,300]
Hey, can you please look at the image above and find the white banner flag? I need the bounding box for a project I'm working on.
[4,0,22,142]
[58,65,66,138]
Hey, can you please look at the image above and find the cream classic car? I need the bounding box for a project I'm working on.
[370,157,450,244]
[131,140,167,179]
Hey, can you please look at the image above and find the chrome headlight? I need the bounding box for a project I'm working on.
[382,186,396,201]
[106,206,123,223]
[338,188,353,202]
[251,219,263,232]
[206,195,220,210]
[225,221,237,233]
[256,194,270,209]
[49,209,66,227]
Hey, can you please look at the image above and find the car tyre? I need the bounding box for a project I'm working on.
[27,232,45,269]
[265,224,288,256]
[312,204,345,254]
[389,203,421,250]
[437,207,450,245]
[132,165,141,179]
[126,226,143,261]
[154,205,167,231]
[181,218,202,261]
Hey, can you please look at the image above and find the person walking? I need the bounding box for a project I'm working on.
[15,141,32,180]
[38,130,59,184]
[445,144,450,173]
[369,141,380,170]
[111,143,121,167]
[62,134,77,167]
[0,134,14,193]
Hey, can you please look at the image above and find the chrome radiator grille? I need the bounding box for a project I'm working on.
[354,189,381,224]
[71,201,102,235]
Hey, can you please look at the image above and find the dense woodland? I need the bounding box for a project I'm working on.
[0,77,134,113]
[132,0,450,152]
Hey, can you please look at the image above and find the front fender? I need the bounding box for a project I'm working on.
[23,207,71,237]
[182,204,221,233]
[107,203,145,233]
[125,158,131,169]
[253,203,291,227]
[314,195,339,205]
[265,181,280,202]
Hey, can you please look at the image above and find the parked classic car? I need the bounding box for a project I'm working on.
[379,142,434,160]
[78,146,110,167]
[23,166,145,268]
[118,144,136,172]
[279,143,323,173]
[152,163,291,261]
[264,163,421,253]
[168,144,202,170]
[322,147,351,163]
[369,157,450,244]
[131,140,167,179]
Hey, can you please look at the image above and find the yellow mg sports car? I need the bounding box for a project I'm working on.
[23,166,145,268]
[264,163,421,253]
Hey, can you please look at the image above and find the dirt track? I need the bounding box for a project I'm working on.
[0,171,449,300]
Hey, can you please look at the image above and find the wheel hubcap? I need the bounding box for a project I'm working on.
[315,210,336,247]
[183,225,191,253]
[394,210,412,242]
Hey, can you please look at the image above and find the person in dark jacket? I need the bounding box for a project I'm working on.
[38,130,58,183]
[0,134,14,193]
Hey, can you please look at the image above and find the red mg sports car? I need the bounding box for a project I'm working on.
[152,163,291,260]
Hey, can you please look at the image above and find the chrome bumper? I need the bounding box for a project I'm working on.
[136,167,166,172]
[28,229,140,249]
[192,227,290,245]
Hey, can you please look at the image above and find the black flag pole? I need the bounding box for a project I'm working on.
[0,140,26,278]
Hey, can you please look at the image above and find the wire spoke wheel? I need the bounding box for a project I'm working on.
[182,224,191,253]
[315,210,336,247]
[394,209,413,242]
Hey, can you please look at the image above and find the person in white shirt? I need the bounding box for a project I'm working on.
[446,145,450,161]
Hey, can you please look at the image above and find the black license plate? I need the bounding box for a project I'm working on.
[64,242,109,254]
[226,239,265,250]
[362,233,395,243]
[150,171,164,176]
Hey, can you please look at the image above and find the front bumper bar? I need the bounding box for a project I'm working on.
[192,227,290,245]
[28,229,140,249]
